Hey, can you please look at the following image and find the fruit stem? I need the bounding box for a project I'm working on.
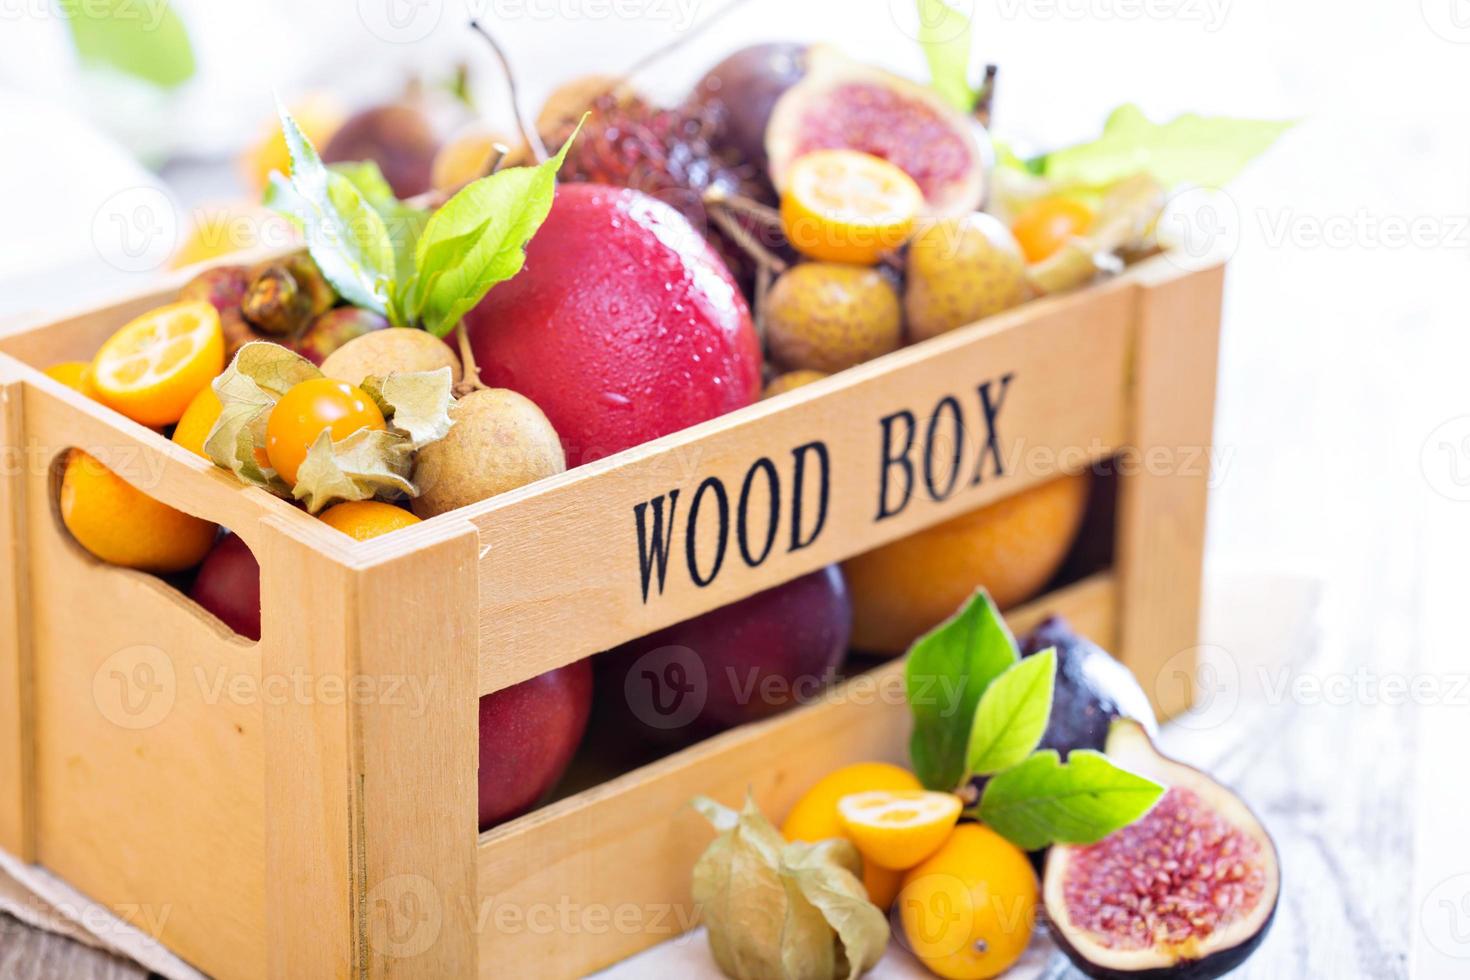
[974,64,998,129]
[704,191,787,277]
[468,19,549,164]
[454,321,488,395]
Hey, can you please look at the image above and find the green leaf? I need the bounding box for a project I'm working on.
[977,749,1166,850]
[328,161,431,294]
[65,0,195,89]
[1036,104,1294,189]
[272,105,395,316]
[914,0,975,112]
[905,591,1019,791]
[360,368,456,449]
[966,647,1056,776]
[409,121,582,338]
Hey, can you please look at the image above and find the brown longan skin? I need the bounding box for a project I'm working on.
[904,214,1030,342]
[411,388,566,518]
[320,328,463,388]
[765,263,902,373]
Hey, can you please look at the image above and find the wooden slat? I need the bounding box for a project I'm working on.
[475,571,1116,979]
[463,275,1142,696]
[0,369,36,860]
[1114,260,1225,719]
[351,520,480,977]
[23,390,268,978]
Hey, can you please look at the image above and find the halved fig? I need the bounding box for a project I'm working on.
[764,46,988,219]
[1044,719,1279,979]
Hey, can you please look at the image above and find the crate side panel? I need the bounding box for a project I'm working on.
[471,285,1135,695]
[0,371,36,858]
[474,572,1117,978]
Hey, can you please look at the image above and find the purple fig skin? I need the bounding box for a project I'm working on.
[188,533,261,641]
[1019,615,1157,757]
[690,42,809,171]
[596,565,851,744]
[323,103,442,198]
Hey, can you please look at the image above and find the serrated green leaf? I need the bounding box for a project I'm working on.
[203,342,321,492]
[905,590,1019,791]
[361,368,455,449]
[274,105,395,316]
[1037,104,1294,189]
[65,0,195,89]
[915,0,975,112]
[977,749,1165,850]
[328,161,431,295]
[966,647,1055,776]
[410,122,582,338]
[291,427,416,513]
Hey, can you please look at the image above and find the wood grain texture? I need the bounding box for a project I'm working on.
[351,521,480,977]
[1114,260,1225,719]
[475,572,1117,980]
[22,388,267,977]
[0,371,36,861]
[256,518,357,980]
[458,269,1155,697]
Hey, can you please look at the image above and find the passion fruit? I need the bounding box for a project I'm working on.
[1043,719,1280,980]
[690,42,809,170]
[765,47,986,220]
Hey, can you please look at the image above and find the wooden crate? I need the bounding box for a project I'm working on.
[0,253,1222,979]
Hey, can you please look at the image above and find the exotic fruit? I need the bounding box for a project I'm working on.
[690,42,809,170]
[1044,719,1280,980]
[765,47,987,219]
[1020,616,1157,758]
[550,91,770,286]
[467,183,762,465]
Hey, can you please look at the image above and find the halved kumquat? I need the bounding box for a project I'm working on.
[90,301,225,427]
[780,149,924,265]
[837,789,962,870]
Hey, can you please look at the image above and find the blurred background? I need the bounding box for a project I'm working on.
[1,0,1467,976]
